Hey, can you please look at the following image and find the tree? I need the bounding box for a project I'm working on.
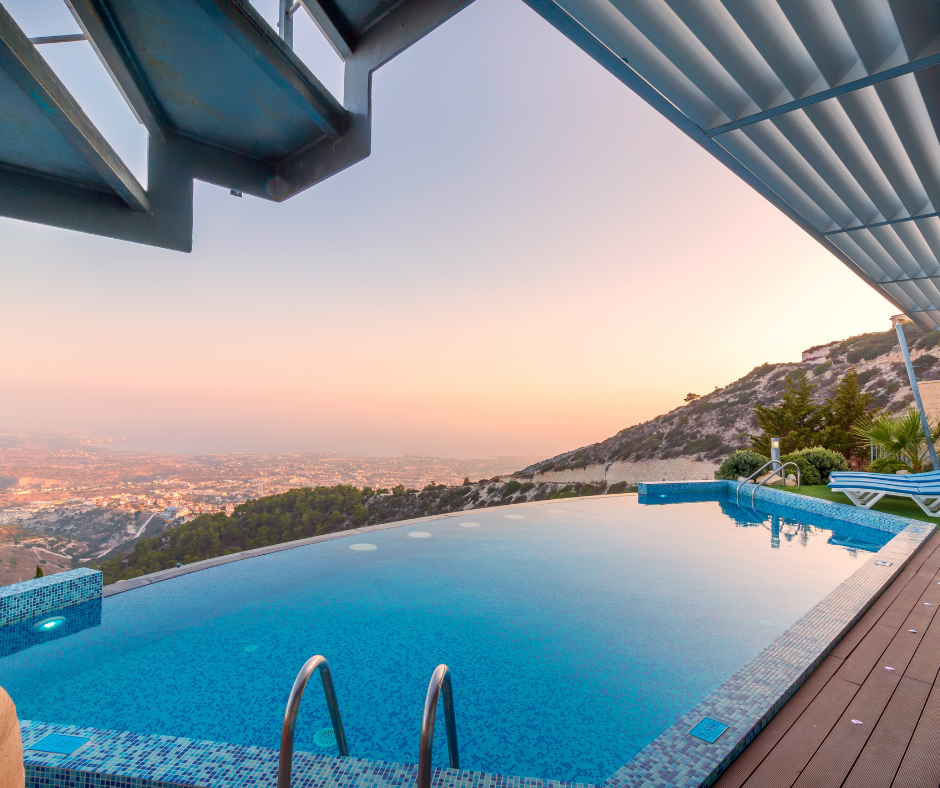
[684,393,701,402]
[852,408,940,472]
[751,373,822,454]
[8,557,16,568]
[820,368,874,459]
[34,566,43,578]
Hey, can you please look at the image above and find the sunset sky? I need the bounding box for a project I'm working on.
[2,0,898,459]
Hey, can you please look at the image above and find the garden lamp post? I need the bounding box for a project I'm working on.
[770,437,781,475]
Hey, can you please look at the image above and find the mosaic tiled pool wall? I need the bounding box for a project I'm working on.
[15,489,935,788]
[0,568,102,626]
[0,597,102,659]
[637,480,918,534]
[615,481,934,788]
[21,721,593,788]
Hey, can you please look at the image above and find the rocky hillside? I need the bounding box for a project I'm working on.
[520,324,940,483]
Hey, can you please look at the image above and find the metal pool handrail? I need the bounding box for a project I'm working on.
[736,459,800,502]
[278,655,349,788]
[417,664,459,788]
[750,461,801,505]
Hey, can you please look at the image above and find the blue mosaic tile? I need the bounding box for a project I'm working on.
[17,486,935,788]
[21,722,594,788]
[0,597,101,658]
[0,568,102,626]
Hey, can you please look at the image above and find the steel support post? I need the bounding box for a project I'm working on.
[278,0,293,48]
[896,322,939,471]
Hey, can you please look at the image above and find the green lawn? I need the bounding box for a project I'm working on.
[783,484,940,527]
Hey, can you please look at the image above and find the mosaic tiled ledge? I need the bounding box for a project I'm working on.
[21,721,594,788]
[0,568,102,626]
[615,479,934,788]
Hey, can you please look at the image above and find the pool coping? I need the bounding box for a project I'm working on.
[16,483,936,788]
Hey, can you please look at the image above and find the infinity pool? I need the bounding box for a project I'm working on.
[2,494,894,783]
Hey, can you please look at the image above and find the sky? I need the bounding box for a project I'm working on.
[1,0,898,459]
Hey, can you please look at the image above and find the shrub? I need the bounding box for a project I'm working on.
[715,450,769,480]
[813,361,832,376]
[867,456,910,474]
[503,480,522,496]
[789,446,848,483]
[779,453,822,486]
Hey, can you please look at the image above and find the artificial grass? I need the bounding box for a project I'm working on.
[783,484,940,527]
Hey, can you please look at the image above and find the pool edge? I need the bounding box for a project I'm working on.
[24,485,928,788]
[608,479,933,787]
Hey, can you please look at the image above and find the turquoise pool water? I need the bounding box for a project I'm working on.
[1,494,893,784]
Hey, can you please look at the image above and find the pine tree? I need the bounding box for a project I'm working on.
[820,367,874,458]
[751,373,822,454]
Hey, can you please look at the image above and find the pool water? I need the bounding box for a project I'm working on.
[1,494,893,784]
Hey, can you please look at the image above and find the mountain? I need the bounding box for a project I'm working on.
[518,323,940,485]
[93,323,940,586]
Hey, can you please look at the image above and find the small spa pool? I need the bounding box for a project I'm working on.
[1,493,895,784]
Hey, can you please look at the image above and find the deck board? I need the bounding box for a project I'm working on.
[714,530,940,788]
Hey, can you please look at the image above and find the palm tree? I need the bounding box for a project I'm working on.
[852,408,940,471]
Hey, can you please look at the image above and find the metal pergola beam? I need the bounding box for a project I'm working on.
[521,0,916,327]
[705,52,940,137]
[298,0,355,58]
[0,3,150,211]
[0,136,193,251]
[824,210,940,235]
[64,0,167,137]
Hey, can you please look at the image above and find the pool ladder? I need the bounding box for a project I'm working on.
[277,656,459,788]
[735,459,801,505]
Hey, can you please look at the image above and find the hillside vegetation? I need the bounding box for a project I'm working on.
[521,324,938,476]
[99,323,939,585]
[96,477,625,583]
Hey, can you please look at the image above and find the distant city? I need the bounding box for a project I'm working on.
[0,426,539,582]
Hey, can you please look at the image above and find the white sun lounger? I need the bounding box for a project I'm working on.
[829,470,940,516]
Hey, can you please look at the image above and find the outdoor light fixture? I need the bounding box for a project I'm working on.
[770,437,781,473]
[32,616,66,633]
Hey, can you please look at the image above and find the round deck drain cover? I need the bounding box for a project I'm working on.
[459,522,480,528]
[408,532,432,538]
[505,514,524,520]
[349,543,376,551]
[314,728,336,748]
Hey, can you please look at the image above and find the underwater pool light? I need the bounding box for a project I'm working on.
[32,616,66,632]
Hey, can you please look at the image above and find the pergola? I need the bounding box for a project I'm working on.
[2,0,940,330]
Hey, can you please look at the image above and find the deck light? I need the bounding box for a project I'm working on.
[32,616,65,632]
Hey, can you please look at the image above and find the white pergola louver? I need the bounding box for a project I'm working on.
[535,0,940,329]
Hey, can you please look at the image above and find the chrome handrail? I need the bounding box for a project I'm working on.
[417,664,459,788]
[736,459,780,502]
[751,461,801,505]
[277,655,349,788]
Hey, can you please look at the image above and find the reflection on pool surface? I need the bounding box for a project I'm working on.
[2,494,894,784]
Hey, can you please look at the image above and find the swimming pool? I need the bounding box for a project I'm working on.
[2,493,898,784]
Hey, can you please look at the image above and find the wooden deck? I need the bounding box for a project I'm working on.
[715,529,940,788]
